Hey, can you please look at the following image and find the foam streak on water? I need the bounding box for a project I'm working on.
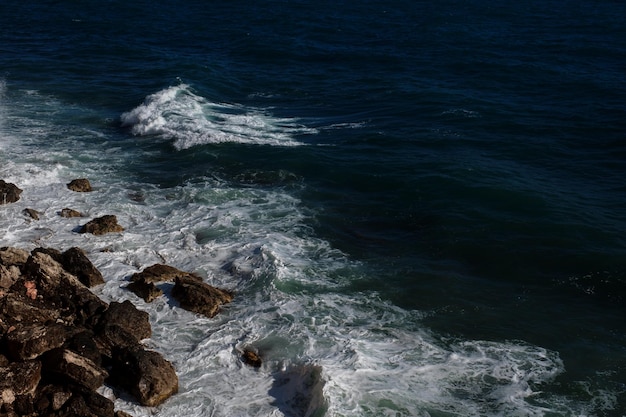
[0,84,603,417]
[120,84,316,149]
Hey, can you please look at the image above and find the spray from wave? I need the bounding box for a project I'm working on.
[120,84,316,149]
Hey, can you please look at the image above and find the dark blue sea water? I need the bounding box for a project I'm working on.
[1,1,625,415]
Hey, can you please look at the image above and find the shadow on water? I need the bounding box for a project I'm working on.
[269,364,328,417]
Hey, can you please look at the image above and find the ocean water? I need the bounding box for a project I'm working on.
[1,0,625,416]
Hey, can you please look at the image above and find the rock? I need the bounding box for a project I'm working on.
[5,323,68,361]
[171,275,233,318]
[99,301,151,341]
[0,264,20,289]
[110,347,178,407]
[22,208,40,220]
[59,207,84,218]
[0,180,22,204]
[61,247,105,287]
[0,247,30,267]
[66,329,102,366]
[127,279,163,303]
[115,411,134,417]
[242,348,262,368]
[43,348,108,391]
[0,293,61,326]
[130,263,198,284]
[67,178,92,192]
[0,360,42,403]
[79,215,124,235]
[95,324,142,360]
[269,364,327,417]
[60,389,115,417]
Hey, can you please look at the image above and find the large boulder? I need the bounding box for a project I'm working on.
[171,275,233,318]
[43,348,109,391]
[0,180,22,204]
[110,347,178,407]
[79,215,124,235]
[99,300,151,341]
[67,178,92,192]
[61,247,105,287]
[0,247,30,267]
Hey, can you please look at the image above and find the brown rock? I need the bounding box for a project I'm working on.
[110,347,178,407]
[67,178,92,192]
[59,208,84,218]
[22,208,40,220]
[0,247,30,267]
[130,263,197,284]
[5,323,67,361]
[242,348,262,368]
[61,247,105,287]
[126,279,163,303]
[0,264,20,289]
[0,360,42,402]
[79,215,124,235]
[0,180,22,204]
[43,348,108,391]
[95,324,142,360]
[99,300,151,341]
[61,389,115,417]
[0,293,61,326]
[171,275,233,318]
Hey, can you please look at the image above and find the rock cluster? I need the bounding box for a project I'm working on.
[0,247,178,417]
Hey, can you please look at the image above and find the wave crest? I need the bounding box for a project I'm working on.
[120,84,316,149]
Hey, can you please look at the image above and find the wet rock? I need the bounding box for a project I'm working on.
[110,346,178,407]
[79,215,124,235]
[171,275,233,318]
[67,178,92,192]
[127,279,163,303]
[59,207,84,218]
[22,208,40,220]
[5,323,67,361]
[269,364,327,417]
[0,180,22,204]
[61,247,105,287]
[242,348,262,368]
[130,263,198,284]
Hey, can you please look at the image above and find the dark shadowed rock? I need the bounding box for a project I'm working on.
[269,364,327,417]
[5,322,67,361]
[95,324,142,361]
[0,293,61,326]
[79,215,124,235]
[0,180,22,204]
[0,360,42,404]
[67,178,92,192]
[99,300,151,341]
[242,348,262,368]
[66,329,102,366]
[110,347,178,407]
[171,275,233,318]
[59,207,84,218]
[61,247,105,287]
[60,389,115,417]
[23,208,40,220]
[127,279,163,303]
[43,348,108,391]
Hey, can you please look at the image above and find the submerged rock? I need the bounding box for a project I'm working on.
[67,178,92,192]
[0,180,23,204]
[269,364,328,417]
[22,208,40,220]
[79,215,124,235]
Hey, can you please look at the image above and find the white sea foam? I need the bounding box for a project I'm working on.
[120,84,316,149]
[0,84,597,417]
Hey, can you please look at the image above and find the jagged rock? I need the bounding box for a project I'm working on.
[95,324,142,360]
[127,279,163,303]
[115,411,134,417]
[0,247,30,267]
[22,208,40,220]
[66,329,102,367]
[67,178,92,192]
[0,293,61,326]
[59,208,84,218]
[0,180,22,204]
[110,347,178,407]
[171,275,233,318]
[5,323,67,361]
[242,348,262,368]
[131,263,198,284]
[0,361,42,405]
[79,215,124,235]
[59,389,115,417]
[61,247,105,287]
[99,301,151,341]
[0,264,20,289]
[43,348,108,391]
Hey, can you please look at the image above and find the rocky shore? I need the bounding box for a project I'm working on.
[0,179,235,417]
[1,178,327,417]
